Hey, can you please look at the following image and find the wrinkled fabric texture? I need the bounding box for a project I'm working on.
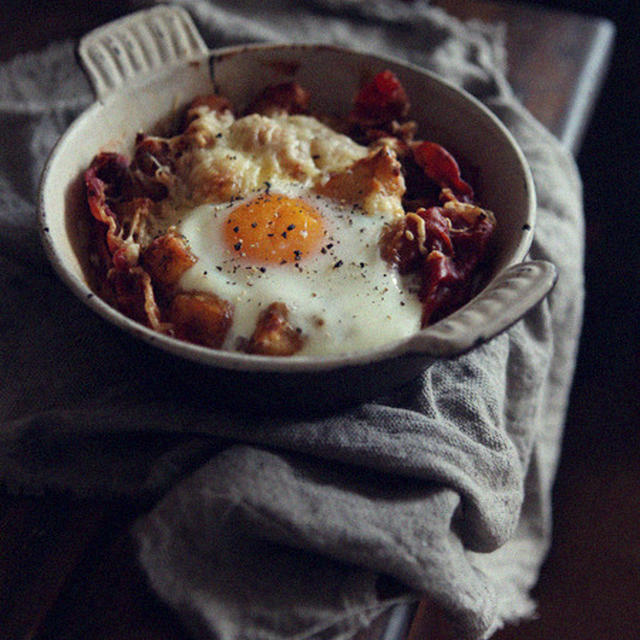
[0,1,584,638]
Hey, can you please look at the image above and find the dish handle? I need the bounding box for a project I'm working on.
[406,260,557,357]
[77,5,209,101]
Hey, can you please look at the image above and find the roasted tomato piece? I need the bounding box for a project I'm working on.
[245,302,304,356]
[419,204,496,326]
[142,232,197,292]
[420,251,473,326]
[412,141,474,199]
[381,197,495,327]
[169,292,234,349]
[350,70,410,127]
[245,82,311,116]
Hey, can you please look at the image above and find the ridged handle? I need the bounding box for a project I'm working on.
[406,260,557,357]
[77,5,209,101]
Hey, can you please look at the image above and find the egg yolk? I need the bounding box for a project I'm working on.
[224,193,325,264]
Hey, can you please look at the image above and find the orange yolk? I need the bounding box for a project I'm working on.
[224,193,325,264]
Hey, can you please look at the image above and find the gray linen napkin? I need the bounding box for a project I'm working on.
[0,1,584,638]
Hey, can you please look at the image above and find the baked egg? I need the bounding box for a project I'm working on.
[160,108,422,356]
[175,183,422,356]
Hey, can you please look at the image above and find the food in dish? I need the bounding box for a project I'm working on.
[84,70,495,356]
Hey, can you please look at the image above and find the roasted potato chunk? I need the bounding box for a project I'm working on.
[142,232,197,291]
[169,291,233,349]
[245,302,304,356]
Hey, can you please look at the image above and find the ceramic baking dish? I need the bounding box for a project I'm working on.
[38,6,555,411]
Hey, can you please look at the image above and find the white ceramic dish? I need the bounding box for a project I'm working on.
[38,6,555,410]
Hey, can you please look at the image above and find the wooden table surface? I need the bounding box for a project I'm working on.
[0,2,615,639]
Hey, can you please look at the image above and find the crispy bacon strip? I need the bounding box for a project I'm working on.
[85,152,168,329]
[107,265,163,330]
[84,153,132,256]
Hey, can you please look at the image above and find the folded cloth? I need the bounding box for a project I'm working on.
[0,1,584,638]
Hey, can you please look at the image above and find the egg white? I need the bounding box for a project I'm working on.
[176,182,423,356]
